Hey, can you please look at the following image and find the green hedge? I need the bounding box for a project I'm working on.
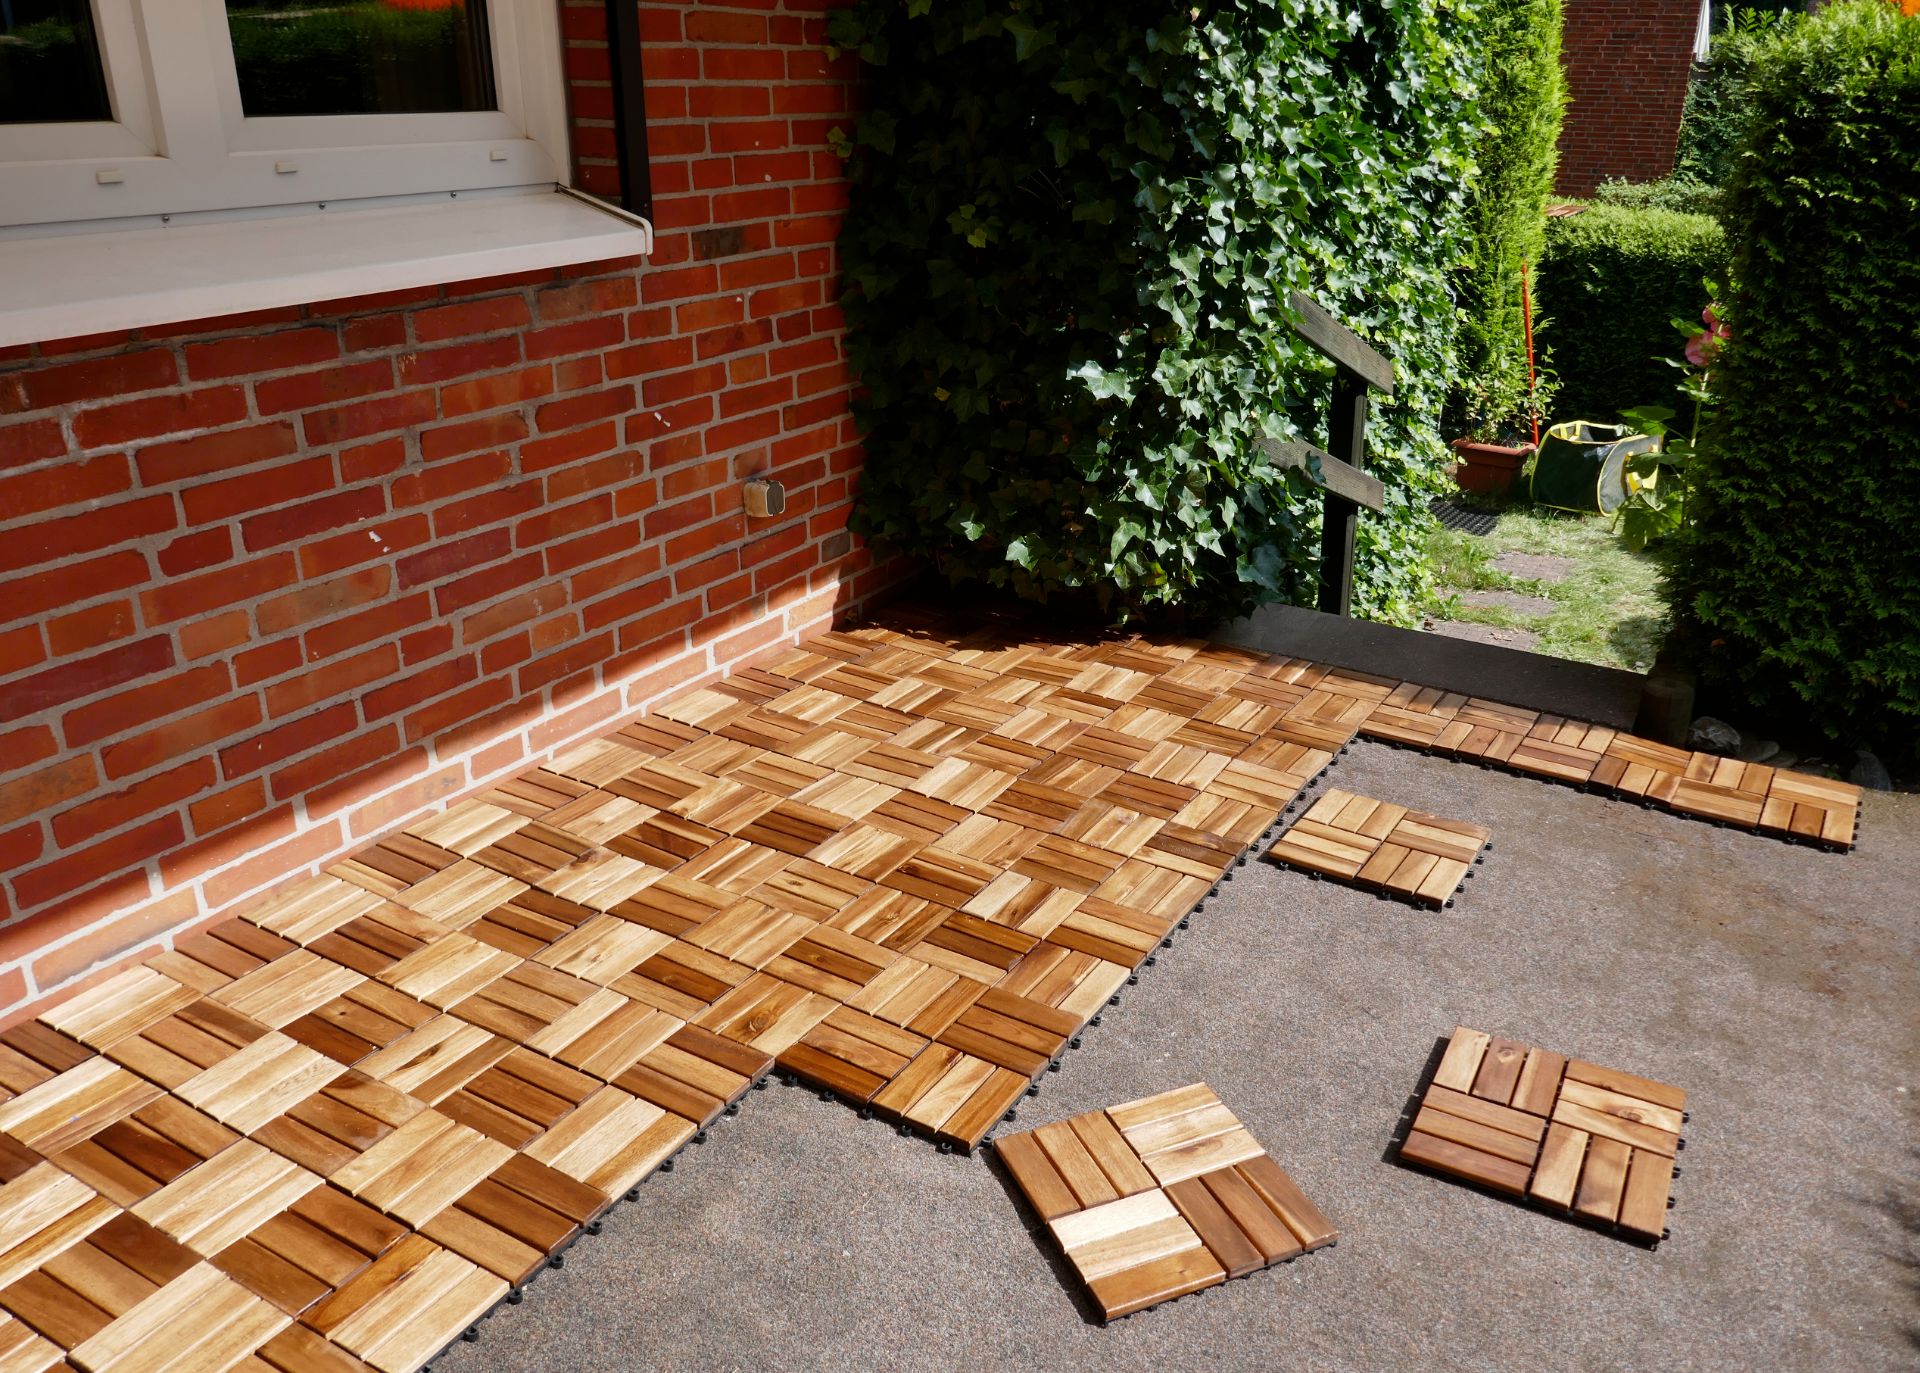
[1673,20,1780,188]
[1536,204,1726,423]
[829,0,1481,624]
[1449,0,1566,440]
[1670,2,1920,756]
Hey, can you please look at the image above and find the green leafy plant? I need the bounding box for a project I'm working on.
[1613,286,1727,552]
[1669,0,1920,759]
[1536,203,1727,424]
[1673,8,1803,188]
[1448,0,1566,444]
[1590,176,1722,218]
[828,0,1483,625]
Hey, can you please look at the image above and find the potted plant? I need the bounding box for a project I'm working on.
[1446,366,1558,496]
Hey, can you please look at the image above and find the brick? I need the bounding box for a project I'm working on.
[397,336,522,386]
[429,479,542,540]
[605,337,696,380]
[345,763,465,840]
[340,436,408,485]
[0,418,64,471]
[392,450,510,509]
[219,702,356,778]
[45,600,136,658]
[344,313,408,351]
[179,611,251,662]
[157,528,234,578]
[4,636,173,723]
[10,813,181,912]
[71,387,241,448]
[0,455,132,525]
[545,450,646,504]
[361,656,478,723]
[181,455,334,525]
[439,365,555,418]
[397,528,510,589]
[185,328,340,380]
[23,350,177,410]
[100,695,263,781]
[460,582,570,645]
[524,316,625,361]
[62,661,232,749]
[140,553,296,625]
[258,565,393,636]
[536,276,638,322]
[202,816,344,910]
[52,757,216,848]
[298,514,430,579]
[188,778,269,837]
[29,888,200,992]
[420,412,530,462]
[432,551,544,617]
[270,724,399,800]
[400,624,452,666]
[302,390,437,447]
[414,294,532,342]
[265,645,398,718]
[234,638,302,689]
[137,421,300,485]
[516,495,611,550]
[0,754,97,828]
[256,358,394,415]
[0,623,43,677]
[534,385,635,433]
[241,484,384,551]
[520,421,620,473]
[404,676,514,745]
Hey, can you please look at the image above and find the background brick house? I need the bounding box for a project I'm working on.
[1555,0,1706,195]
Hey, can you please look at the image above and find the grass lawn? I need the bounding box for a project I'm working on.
[1421,502,1670,672]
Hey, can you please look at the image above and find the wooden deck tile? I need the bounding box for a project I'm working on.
[0,1165,120,1290]
[328,1114,511,1229]
[418,1156,604,1286]
[146,922,299,996]
[305,1235,505,1373]
[519,1089,697,1198]
[996,1084,1332,1320]
[776,1009,927,1105]
[0,1026,92,1107]
[0,1064,165,1160]
[102,999,270,1091]
[248,1073,424,1180]
[69,1260,289,1373]
[131,1141,322,1258]
[434,1049,599,1151]
[1265,788,1489,908]
[1400,1027,1683,1242]
[611,1024,770,1127]
[280,986,437,1070]
[209,1186,406,1317]
[174,1035,344,1137]
[39,970,200,1053]
[45,1097,236,1207]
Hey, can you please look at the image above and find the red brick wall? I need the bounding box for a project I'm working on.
[0,0,891,1023]
[1556,0,1700,196]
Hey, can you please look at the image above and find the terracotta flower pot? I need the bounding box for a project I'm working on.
[1448,437,1535,496]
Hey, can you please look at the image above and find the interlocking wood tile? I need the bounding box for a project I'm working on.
[173,1034,344,1137]
[280,985,438,1070]
[1266,788,1489,908]
[209,1185,406,1317]
[0,1025,92,1106]
[435,1049,599,1151]
[519,1089,697,1198]
[101,998,270,1091]
[249,1072,425,1179]
[996,1084,1333,1319]
[419,1155,604,1287]
[45,1097,236,1207]
[0,1211,197,1354]
[389,861,529,931]
[611,1024,770,1127]
[0,1063,164,1159]
[301,906,449,979]
[70,1260,291,1373]
[608,939,755,1021]
[354,1017,511,1108]
[869,1045,1027,1150]
[240,877,388,947]
[145,922,298,996]
[131,1140,322,1258]
[0,1164,119,1289]
[693,974,837,1056]
[39,969,200,1052]
[0,1310,62,1372]
[304,1234,505,1373]
[1399,1026,1684,1243]
[329,1113,512,1229]
[775,1009,927,1106]
[372,934,519,1010]
[401,798,530,858]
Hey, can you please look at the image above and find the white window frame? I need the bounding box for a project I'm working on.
[1,0,573,231]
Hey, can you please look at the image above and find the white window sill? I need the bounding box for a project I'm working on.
[0,186,651,349]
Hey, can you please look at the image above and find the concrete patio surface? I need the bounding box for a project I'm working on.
[435,742,1918,1373]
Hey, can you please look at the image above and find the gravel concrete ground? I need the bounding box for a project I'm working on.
[436,743,1919,1373]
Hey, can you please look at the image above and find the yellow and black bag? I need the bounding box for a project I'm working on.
[1528,421,1659,515]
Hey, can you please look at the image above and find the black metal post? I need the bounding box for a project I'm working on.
[602,0,654,222]
[1316,372,1371,616]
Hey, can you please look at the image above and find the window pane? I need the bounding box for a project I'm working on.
[1,0,113,124]
[225,0,496,118]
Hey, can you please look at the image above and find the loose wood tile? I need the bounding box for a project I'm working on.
[1266,788,1489,908]
[1399,1026,1684,1242]
[997,1084,1333,1320]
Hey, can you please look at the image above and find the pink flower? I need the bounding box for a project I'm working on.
[1685,331,1718,367]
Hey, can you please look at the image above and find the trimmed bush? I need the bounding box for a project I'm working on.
[829,1,1482,624]
[1536,204,1726,423]
[1670,1,1920,756]
[1673,18,1783,188]
[1590,176,1721,218]
[1449,0,1566,440]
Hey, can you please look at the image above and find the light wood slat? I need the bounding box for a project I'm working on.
[70,1262,289,1373]
[1266,791,1487,907]
[132,1142,322,1258]
[0,1165,120,1289]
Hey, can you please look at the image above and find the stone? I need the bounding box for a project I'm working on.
[1687,716,1742,756]
[1736,737,1780,765]
[1848,750,1893,792]
[1457,589,1556,618]
[1423,620,1542,651]
[1490,551,1576,584]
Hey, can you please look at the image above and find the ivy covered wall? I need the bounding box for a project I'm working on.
[828,0,1483,623]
